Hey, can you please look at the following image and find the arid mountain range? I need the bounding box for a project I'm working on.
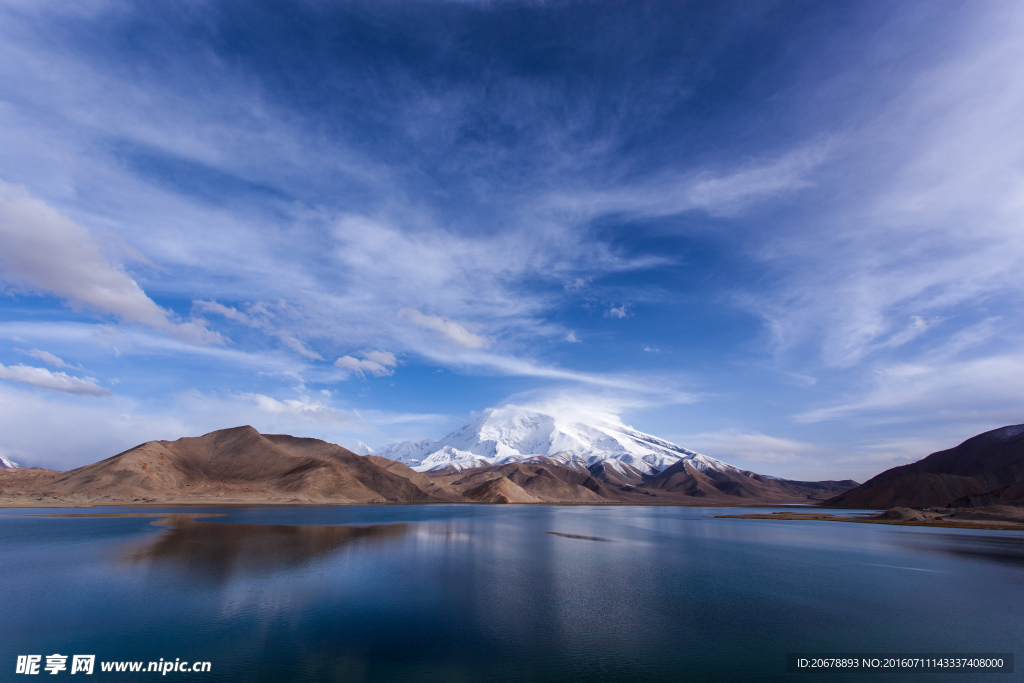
[6,421,1021,508]
[825,423,1024,509]
[0,426,855,506]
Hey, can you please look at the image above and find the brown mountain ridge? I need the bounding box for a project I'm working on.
[0,426,858,506]
[0,426,461,505]
[825,423,1024,509]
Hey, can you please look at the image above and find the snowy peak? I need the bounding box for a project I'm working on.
[0,456,20,469]
[378,405,732,475]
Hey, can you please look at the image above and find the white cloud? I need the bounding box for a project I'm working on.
[4,0,1021,483]
[487,396,639,432]
[275,333,323,361]
[193,299,323,359]
[397,307,490,349]
[334,350,398,377]
[192,299,253,325]
[0,379,459,469]
[345,440,374,455]
[754,6,1024,371]
[686,430,824,464]
[794,352,1024,426]
[18,347,75,369]
[411,349,698,402]
[681,146,829,217]
[565,331,581,343]
[606,304,630,319]
[0,320,307,376]
[0,182,222,345]
[494,387,695,429]
[545,143,828,221]
[564,278,588,291]
[876,315,943,352]
[363,350,397,366]
[244,393,355,426]
[0,383,185,469]
[0,363,110,396]
[321,213,657,365]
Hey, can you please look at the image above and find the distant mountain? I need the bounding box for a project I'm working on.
[379,406,715,475]
[0,456,19,469]
[0,422,857,506]
[643,458,856,502]
[382,406,857,503]
[0,426,461,505]
[424,455,855,504]
[825,424,1024,508]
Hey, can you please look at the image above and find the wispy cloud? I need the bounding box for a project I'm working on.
[605,304,631,319]
[795,352,1024,426]
[194,300,323,359]
[545,143,829,221]
[334,350,399,377]
[0,0,1021,480]
[680,146,830,217]
[753,6,1024,373]
[0,363,109,396]
[686,430,825,465]
[398,308,490,350]
[0,183,222,345]
[243,393,355,426]
[17,347,78,369]
[410,349,698,403]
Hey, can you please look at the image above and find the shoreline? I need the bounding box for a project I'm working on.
[6,502,1021,531]
[0,499,831,509]
[716,511,1024,531]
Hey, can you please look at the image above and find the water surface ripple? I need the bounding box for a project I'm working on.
[1,505,1020,682]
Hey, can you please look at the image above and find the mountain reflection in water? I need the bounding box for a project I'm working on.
[899,530,1024,568]
[3,506,1022,682]
[123,515,411,583]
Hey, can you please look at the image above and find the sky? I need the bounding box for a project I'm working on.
[1,0,1022,481]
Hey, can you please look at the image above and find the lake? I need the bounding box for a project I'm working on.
[1,505,1020,681]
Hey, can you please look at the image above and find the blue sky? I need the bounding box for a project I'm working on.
[1,0,1022,480]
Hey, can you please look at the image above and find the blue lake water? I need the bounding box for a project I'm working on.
[1,505,1021,682]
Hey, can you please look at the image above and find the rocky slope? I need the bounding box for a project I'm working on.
[0,424,858,506]
[381,405,724,475]
[426,458,854,504]
[0,426,462,504]
[824,423,1024,508]
[382,406,856,503]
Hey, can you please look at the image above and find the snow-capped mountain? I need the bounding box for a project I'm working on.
[344,441,376,456]
[378,404,736,475]
[0,456,20,469]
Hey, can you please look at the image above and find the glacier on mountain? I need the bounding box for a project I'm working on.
[0,456,20,469]
[377,404,737,475]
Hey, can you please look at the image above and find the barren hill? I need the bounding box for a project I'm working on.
[0,426,858,506]
[645,458,856,502]
[0,426,461,505]
[825,424,1024,508]
[438,461,616,503]
[427,459,854,504]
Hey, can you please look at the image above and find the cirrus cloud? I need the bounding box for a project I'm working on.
[334,350,399,377]
[243,392,355,426]
[0,363,110,396]
[397,307,490,349]
[0,182,222,346]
